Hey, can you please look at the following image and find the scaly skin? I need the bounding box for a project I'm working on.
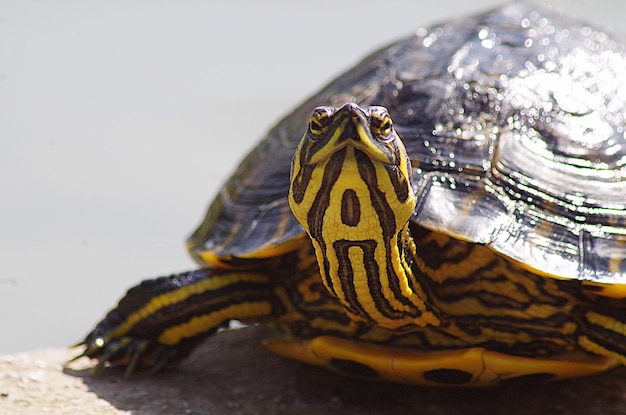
[74,104,625,386]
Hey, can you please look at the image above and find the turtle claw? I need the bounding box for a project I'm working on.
[121,337,173,378]
[67,331,182,378]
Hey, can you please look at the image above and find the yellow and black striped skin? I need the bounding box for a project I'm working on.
[77,104,626,386]
[283,103,625,384]
[76,221,624,385]
[76,4,626,386]
[289,104,439,330]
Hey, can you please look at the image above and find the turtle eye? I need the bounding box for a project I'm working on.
[309,106,334,137]
[369,106,393,139]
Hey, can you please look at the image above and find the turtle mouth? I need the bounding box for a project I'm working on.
[302,103,400,167]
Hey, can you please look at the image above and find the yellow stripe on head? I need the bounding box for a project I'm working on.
[289,103,436,329]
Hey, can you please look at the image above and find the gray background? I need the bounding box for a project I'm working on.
[1,0,624,354]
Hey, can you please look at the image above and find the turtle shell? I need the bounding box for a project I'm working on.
[188,3,626,284]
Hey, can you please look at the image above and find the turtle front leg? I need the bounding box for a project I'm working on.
[72,268,276,377]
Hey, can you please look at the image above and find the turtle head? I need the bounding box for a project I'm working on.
[289,103,424,326]
[289,103,416,238]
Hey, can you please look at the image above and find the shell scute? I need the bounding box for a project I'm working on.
[188,3,626,284]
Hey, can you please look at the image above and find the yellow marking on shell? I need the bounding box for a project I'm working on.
[506,253,626,299]
[190,216,242,263]
[189,235,306,269]
[582,281,626,298]
[187,241,237,269]
[240,234,307,259]
[106,273,270,341]
[264,336,617,386]
[260,202,300,251]
[158,301,272,345]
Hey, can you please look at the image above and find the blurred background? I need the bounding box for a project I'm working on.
[1,0,624,354]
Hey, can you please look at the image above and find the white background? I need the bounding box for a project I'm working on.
[1,0,624,354]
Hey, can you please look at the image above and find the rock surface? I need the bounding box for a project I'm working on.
[2,326,626,415]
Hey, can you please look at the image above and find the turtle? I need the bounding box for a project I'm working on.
[74,3,626,386]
